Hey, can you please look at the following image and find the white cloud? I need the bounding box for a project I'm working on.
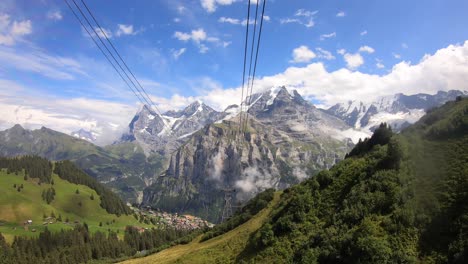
[290,45,316,63]
[360,30,367,36]
[338,46,374,69]
[280,9,317,28]
[320,32,336,41]
[218,15,267,26]
[177,5,186,14]
[218,17,240,25]
[83,26,113,39]
[173,28,222,53]
[402,43,409,49]
[0,85,136,145]
[201,0,237,13]
[359,45,375,54]
[316,47,335,60]
[0,14,32,46]
[376,62,385,69]
[336,11,346,17]
[343,52,364,69]
[3,40,468,145]
[11,20,32,36]
[0,46,86,80]
[173,17,181,23]
[174,28,207,43]
[116,24,136,37]
[393,53,401,59]
[295,9,318,17]
[172,47,186,59]
[47,10,63,21]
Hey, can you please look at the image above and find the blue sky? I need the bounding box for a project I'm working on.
[1,0,468,144]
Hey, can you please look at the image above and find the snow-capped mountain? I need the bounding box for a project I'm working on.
[71,128,98,142]
[325,90,467,132]
[119,101,227,155]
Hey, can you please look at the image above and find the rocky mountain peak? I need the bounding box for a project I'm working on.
[71,129,97,142]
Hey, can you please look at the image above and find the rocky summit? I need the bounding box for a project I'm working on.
[119,101,226,155]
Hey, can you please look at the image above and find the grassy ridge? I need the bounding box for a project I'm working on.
[0,169,148,243]
[121,192,281,264]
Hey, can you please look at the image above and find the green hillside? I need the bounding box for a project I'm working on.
[0,125,165,202]
[0,168,146,243]
[124,97,467,263]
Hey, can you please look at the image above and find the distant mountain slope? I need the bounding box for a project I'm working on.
[133,97,468,263]
[0,125,165,202]
[325,90,467,132]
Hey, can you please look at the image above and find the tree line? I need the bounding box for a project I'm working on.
[0,156,53,183]
[0,225,190,264]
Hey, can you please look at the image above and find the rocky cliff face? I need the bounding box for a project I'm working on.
[142,87,355,222]
[325,90,467,132]
[119,101,226,155]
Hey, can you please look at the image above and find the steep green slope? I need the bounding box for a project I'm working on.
[127,97,467,263]
[239,97,467,263]
[0,125,165,202]
[0,158,150,243]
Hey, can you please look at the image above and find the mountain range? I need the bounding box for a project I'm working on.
[0,87,465,221]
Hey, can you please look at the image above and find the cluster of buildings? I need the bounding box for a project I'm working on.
[133,206,214,230]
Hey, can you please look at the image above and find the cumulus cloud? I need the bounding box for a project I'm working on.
[174,28,223,53]
[47,10,63,21]
[360,30,368,36]
[116,24,137,37]
[343,52,364,69]
[358,45,375,53]
[290,45,316,63]
[192,41,468,110]
[340,46,375,69]
[336,11,345,17]
[201,0,237,13]
[0,14,32,45]
[320,32,336,41]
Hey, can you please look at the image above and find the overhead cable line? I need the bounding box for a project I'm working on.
[62,0,145,107]
[79,0,165,119]
[244,0,267,132]
[64,0,173,133]
[237,0,251,139]
[242,0,260,132]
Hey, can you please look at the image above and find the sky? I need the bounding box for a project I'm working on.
[1,0,468,144]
